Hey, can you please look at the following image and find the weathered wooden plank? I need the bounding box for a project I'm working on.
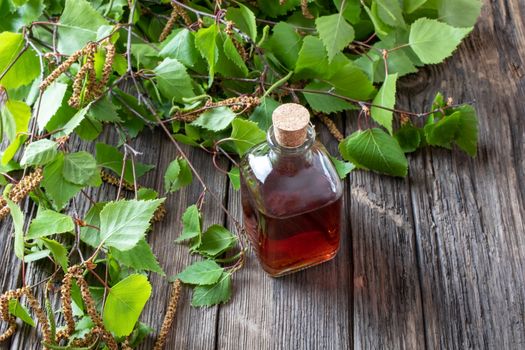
[139,133,228,349]
[217,119,353,350]
[345,117,426,349]
[399,1,525,348]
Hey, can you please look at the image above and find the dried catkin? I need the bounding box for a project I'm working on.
[301,0,314,19]
[68,42,97,108]
[318,114,344,142]
[100,169,137,191]
[98,41,116,90]
[23,288,52,346]
[0,168,44,221]
[75,274,116,348]
[39,48,84,91]
[159,3,180,42]
[153,279,182,350]
[60,270,75,338]
[175,5,192,26]
[153,204,167,223]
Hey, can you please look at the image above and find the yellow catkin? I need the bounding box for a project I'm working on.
[0,168,44,221]
[301,0,314,19]
[75,273,117,349]
[98,41,116,90]
[171,96,260,122]
[100,169,137,191]
[175,5,192,26]
[153,280,182,350]
[40,48,85,91]
[153,204,167,223]
[23,288,52,346]
[60,271,75,338]
[0,288,29,342]
[68,42,97,108]
[318,114,344,142]
[159,3,180,42]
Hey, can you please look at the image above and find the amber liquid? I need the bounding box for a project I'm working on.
[241,153,342,276]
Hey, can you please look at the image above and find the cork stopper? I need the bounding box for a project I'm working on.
[272,103,310,148]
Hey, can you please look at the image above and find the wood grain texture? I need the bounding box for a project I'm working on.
[1,0,525,348]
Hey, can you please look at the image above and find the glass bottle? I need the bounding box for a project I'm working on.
[239,103,343,277]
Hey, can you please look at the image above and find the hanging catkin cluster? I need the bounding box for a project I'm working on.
[159,2,192,41]
[317,114,344,142]
[170,95,260,122]
[0,287,51,347]
[153,279,182,350]
[0,168,43,221]
[40,40,116,108]
[225,21,249,61]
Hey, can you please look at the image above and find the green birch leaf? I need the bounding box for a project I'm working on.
[249,97,279,131]
[176,204,201,243]
[334,0,362,24]
[267,22,302,70]
[327,62,376,100]
[57,0,109,55]
[103,274,152,337]
[222,36,249,76]
[454,105,478,156]
[424,111,461,148]
[195,225,236,258]
[409,18,472,64]
[20,139,58,166]
[99,199,165,251]
[153,58,195,103]
[6,198,24,259]
[225,3,257,42]
[316,14,355,63]
[329,156,355,179]
[303,81,355,114]
[339,128,408,177]
[42,154,83,210]
[294,36,329,79]
[375,0,406,28]
[438,0,482,27]
[230,118,266,156]
[41,238,69,272]
[228,167,241,191]
[192,106,236,131]
[195,24,219,86]
[27,210,75,239]
[9,299,35,327]
[175,260,223,285]
[0,32,39,89]
[79,202,105,247]
[24,250,50,263]
[88,96,121,123]
[36,82,68,131]
[164,158,192,193]
[371,73,398,134]
[159,29,200,68]
[1,99,30,164]
[191,272,232,307]
[395,123,421,153]
[404,0,427,13]
[62,151,98,185]
[111,239,165,276]
[57,103,91,137]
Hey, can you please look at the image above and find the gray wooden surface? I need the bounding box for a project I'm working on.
[1,0,525,348]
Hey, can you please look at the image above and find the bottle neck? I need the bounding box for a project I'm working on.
[267,124,315,155]
[267,124,316,174]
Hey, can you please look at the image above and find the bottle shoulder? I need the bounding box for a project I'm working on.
[240,142,343,217]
